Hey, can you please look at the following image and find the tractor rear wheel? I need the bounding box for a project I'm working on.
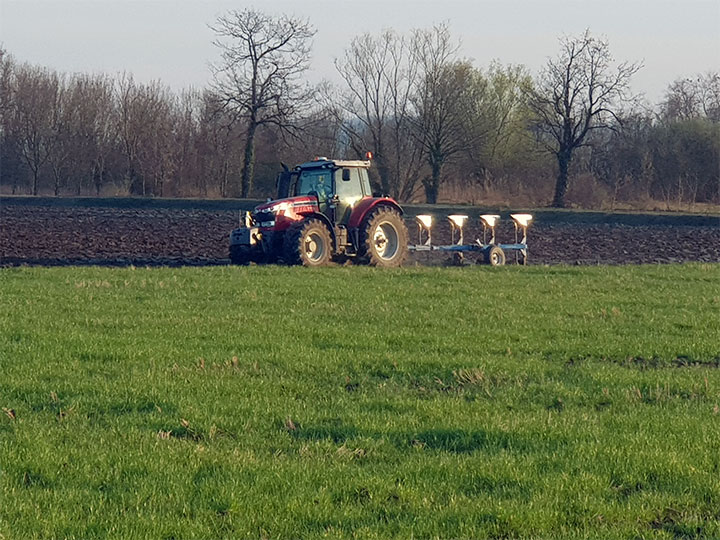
[283,219,333,267]
[359,207,408,267]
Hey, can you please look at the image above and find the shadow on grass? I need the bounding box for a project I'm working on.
[403,428,562,454]
[619,356,720,370]
[291,421,564,455]
[288,418,359,444]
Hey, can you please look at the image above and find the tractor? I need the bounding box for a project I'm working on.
[229,157,408,267]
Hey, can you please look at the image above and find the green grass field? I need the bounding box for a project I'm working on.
[1,264,719,539]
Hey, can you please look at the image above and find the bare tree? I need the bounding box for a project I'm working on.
[211,9,315,197]
[663,71,720,122]
[526,30,641,207]
[136,87,176,197]
[83,75,117,196]
[0,48,22,194]
[198,91,243,198]
[697,72,720,121]
[12,64,60,195]
[330,30,423,200]
[116,74,143,194]
[0,48,12,130]
[662,78,701,122]
[55,73,118,196]
[173,89,204,197]
[412,24,480,203]
[115,76,175,196]
[46,73,72,196]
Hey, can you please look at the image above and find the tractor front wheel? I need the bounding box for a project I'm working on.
[360,207,409,267]
[283,219,333,267]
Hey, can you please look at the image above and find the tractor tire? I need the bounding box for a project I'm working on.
[283,219,333,267]
[485,245,506,266]
[229,245,254,265]
[359,207,409,267]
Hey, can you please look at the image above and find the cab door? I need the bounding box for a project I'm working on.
[334,168,365,225]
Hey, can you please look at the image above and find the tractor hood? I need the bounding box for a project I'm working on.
[254,195,318,216]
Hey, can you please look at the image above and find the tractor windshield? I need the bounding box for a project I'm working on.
[294,169,334,202]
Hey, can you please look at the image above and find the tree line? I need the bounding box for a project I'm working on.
[0,11,718,208]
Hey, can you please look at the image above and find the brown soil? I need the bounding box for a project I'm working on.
[1,199,719,267]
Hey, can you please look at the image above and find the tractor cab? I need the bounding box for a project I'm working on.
[276,158,373,226]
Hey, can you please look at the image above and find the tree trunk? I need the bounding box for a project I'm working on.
[423,158,443,204]
[32,169,39,196]
[93,162,104,196]
[552,150,571,208]
[52,164,62,196]
[375,155,392,197]
[92,165,103,197]
[240,121,257,198]
[421,177,437,204]
[220,160,229,198]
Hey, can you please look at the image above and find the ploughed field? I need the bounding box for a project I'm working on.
[1,197,719,266]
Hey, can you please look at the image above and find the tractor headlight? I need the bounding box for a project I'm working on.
[265,201,290,214]
[253,201,290,228]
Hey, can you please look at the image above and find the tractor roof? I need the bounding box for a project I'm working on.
[296,158,372,170]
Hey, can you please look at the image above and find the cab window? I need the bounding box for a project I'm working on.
[334,168,364,201]
[295,170,333,201]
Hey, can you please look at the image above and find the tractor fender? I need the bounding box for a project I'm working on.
[348,197,404,229]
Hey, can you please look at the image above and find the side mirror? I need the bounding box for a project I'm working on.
[342,169,351,181]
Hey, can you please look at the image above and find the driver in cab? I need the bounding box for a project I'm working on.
[313,175,330,203]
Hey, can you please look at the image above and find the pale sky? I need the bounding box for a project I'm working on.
[1,0,719,104]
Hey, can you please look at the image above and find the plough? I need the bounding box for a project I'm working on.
[408,213,533,266]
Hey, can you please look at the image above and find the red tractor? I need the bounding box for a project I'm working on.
[229,157,409,267]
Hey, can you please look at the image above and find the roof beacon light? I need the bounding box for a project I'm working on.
[415,214,433,246]
[365,151,373,160]
[480,214,501,245]
[447,215,468,246]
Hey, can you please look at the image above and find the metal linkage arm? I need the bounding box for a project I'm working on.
[447,215,468,246]
[479,214,500,245]
[415,214,433,247]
